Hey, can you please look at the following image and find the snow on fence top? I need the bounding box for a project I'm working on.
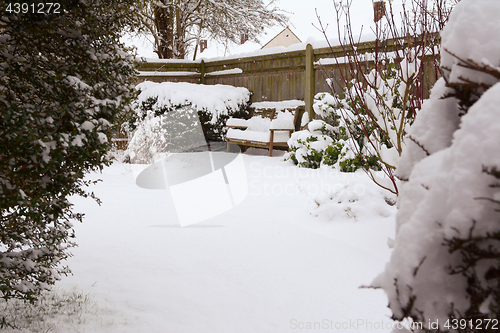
[137,71,200,77]
[205,68,243,76]
[135,81,250,119]
[251,100,305,112]
[138,35,374,64]
[314,46,441,66]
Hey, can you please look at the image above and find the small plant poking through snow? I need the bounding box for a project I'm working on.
[0,289,114,332]
[308,173,395,222]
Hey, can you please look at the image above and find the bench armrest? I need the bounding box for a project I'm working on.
[227,124,248,130]
[269,128,294,133]
[226,117,249,130]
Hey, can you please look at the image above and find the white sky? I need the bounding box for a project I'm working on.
[273,0,375,42]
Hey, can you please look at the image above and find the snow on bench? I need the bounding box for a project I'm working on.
[226,100,306,156]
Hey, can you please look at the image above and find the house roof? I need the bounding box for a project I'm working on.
[261,27,302,49]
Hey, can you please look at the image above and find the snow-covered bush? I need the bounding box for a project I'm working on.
[286,93,379,172]
[314,0,456,194]
[286,125,333,169]
[311,171,395,222]
[315,54,419,194]
[127,81,251,140]
[373,0,500,330]
[0,0,138,305]
[126,105,209,164]
[124,82,250,163]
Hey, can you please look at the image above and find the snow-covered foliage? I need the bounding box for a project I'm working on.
[315,52,422,194]
[125,82,250,164]
[310,169,396,223]
[286,122,334,169]
[314,0,455,195]
[374,0,500,329]
[0,0,138,305]
[286,93,379,172]
[126,106,208,164]
[126,111,169,165]
[133,81,250,122]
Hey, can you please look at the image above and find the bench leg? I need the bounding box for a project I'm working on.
[227,142,231,152]
[269,131,274,157]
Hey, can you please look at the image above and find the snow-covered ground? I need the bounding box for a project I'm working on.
[23,148,399,333]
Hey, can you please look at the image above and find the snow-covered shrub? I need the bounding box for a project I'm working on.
[126,104,210,164]
[126,81,251,140]
[373,0,500,330]
[315,0,455,194]
[311,171,395,222]
[124,82,250,164]
[0,0,138,305]
[318,54,418,194]
[286,93,379,172]
[287,126,333,169]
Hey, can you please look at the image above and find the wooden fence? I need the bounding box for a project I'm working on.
[138,35,440,119]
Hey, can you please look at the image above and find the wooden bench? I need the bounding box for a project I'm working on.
[226,105,305,156]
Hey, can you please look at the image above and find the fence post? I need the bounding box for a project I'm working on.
[305,44,315,121]
[200,60,206,84]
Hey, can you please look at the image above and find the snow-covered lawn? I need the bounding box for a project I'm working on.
[25,149,397,333]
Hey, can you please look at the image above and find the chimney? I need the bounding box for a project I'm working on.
[240,33,249,45]
[200,39,207,53]
[374,1,386,22]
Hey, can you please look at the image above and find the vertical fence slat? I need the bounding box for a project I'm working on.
[305,44,315,121]
[200,60,206,84]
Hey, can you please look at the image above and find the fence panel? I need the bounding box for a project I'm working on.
[138,36,440,115]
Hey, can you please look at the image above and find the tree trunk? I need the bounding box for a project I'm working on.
[192,19,204,61]
[154,4,173,59]
[174,0,185,59]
